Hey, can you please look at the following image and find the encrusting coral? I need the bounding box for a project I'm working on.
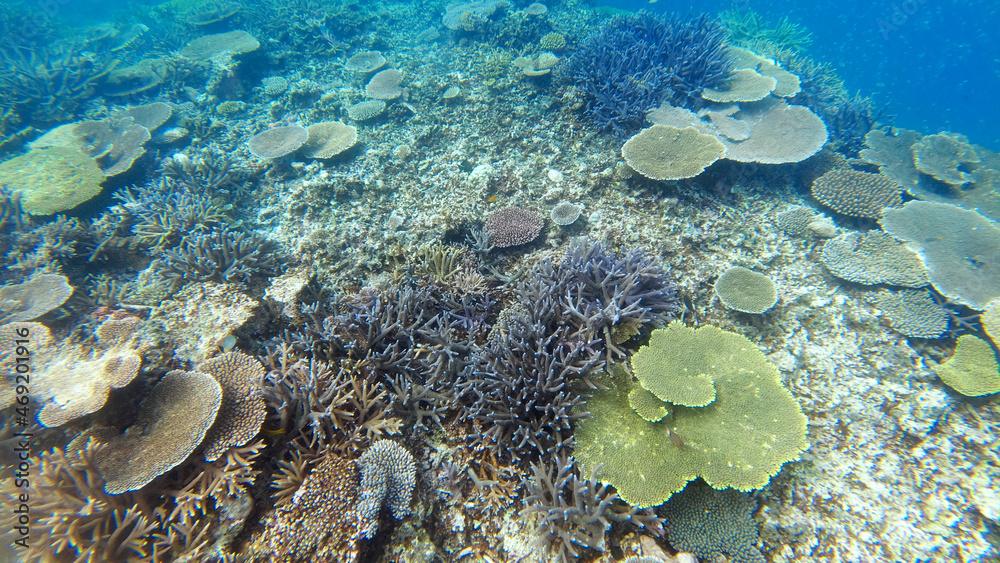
[660,480,766,563]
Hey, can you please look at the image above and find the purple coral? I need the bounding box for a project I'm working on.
[483,206,544,248]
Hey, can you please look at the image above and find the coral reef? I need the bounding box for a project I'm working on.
[483,206,545,248]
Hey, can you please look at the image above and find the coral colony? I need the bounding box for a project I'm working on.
[0,3,999,563]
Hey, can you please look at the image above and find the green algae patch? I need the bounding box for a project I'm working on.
[936,335,1000,397]
[576,323,808,508]
[0,147,104,215]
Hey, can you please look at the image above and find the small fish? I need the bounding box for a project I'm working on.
[262,428,287,437]
[487,195,498,203]
[666,427,684,448]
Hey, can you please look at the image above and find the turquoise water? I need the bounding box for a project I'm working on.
[1,1,999,562]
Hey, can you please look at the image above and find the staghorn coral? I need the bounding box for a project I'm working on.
[356,439,417,537]
[157,228,282,289]
[522,454,663,563]
[934,335,1000,396]
[622,125,726,181]
[559,12,730,135]
[660,480,766,563]
[115,180,228,250]
[1,441,158,562]
[0,42,117,124]
[820,231,930,288]
[247,125,309,159]
[259,345,402,454]
[880,201,1000,310]
[713,266,778,314]
[457,315,599,463]
[159,146,248,193]
[811,168,902,219]
[483,206,545,248]
[513,239,679,360]
[575,323,808,507]
[0,273,73,323]
[251,452,362,562]
[198,351,268,462]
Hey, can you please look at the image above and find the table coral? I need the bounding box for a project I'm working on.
[575,322,808,507]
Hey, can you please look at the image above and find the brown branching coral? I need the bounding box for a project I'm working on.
[259,345,402,456]
[249,452,362,562]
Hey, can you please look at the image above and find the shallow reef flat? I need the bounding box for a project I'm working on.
[0,1,998,562]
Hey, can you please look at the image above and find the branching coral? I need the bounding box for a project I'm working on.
[356,439,417,537]
[559,12,730,135]
[522,454,663,563]
[158,228,283,289]
[514,239,680,362]
[115,180,228,250]
[258,344,402,455]
[456,316,599,463]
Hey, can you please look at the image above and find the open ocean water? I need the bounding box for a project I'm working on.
[1,0,1000,562]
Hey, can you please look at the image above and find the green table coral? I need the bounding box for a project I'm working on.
[935,335,1000,397]
[575,322,808,508]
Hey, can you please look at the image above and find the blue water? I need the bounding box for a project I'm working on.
[596,0,1000,151]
